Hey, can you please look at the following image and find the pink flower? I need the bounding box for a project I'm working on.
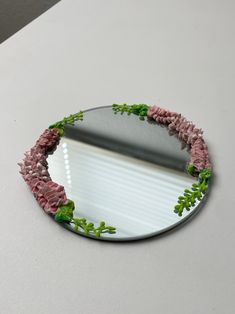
[147,105,159,118]
[190,138,211,171]
[18,148,51,183]
[148,105,179,125]
[36,181,68,214]
[18,129,61,185]
[36,129,60,152]
[147,105,211,172]
[19,128,67,215]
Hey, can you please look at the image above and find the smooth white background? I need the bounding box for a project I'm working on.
[0,1,234,313]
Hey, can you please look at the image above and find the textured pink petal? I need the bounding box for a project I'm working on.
[147,105,211,172]
[19,128,67,215]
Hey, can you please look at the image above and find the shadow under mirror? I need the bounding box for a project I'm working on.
[47,106,204,241]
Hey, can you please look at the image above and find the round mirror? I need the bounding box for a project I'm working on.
[47,106,208,241]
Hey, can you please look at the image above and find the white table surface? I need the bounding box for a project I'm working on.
[0,1,234,313]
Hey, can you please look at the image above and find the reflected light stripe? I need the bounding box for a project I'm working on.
[48,138,196,234]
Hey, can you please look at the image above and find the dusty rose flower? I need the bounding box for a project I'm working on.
[28,178,45,195]
[36,181,68,214]
[148,105,178,124]
[147,105,211,172]
[190,138,211,171]
[36,129,60,152]
[18,148,51,184]
[19,128,67,215]
[147,105,159,118]
[19,129,61,185]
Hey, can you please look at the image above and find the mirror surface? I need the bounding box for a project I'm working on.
[47,106,205,241]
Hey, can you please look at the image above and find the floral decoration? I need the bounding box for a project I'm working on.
[19,104,212,239]
[19,114,116,238]
[112,104,212,216]
[147,105,211,172]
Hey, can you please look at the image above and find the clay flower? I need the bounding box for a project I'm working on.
[19,128,68,215]
[18,149,51,183]
[36,128,60,152]
[19,110,116,238]
[36,181,68,214]
[190,138,211,171]
[147,105,211,172]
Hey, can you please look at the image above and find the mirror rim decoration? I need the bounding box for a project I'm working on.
[18,104,212,240]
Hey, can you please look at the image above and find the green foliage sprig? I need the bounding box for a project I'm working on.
[187,164,196,176]
[174,169,212,216]
[72,219,116,237]
[54,200,116,238]
[112,104,149,120]
[49,111,83,136]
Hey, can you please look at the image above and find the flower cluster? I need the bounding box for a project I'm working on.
[147,105,211,172]
[36,128,60,152]
[37,181,67,214]
[19,129,68,214]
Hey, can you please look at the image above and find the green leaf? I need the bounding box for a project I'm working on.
[65,199,75,210]
[54,207,73,223]
[49,111,84,137]
[173,169,211,216]
[112,104,149,120]
[187,164,196,176]
[54,200,75,223]
[70,215,116,238]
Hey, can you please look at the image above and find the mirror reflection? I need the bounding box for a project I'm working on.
[48,106,201,240]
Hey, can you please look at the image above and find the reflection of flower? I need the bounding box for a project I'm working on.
[147,105,211,172]
[19,129,68,214]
